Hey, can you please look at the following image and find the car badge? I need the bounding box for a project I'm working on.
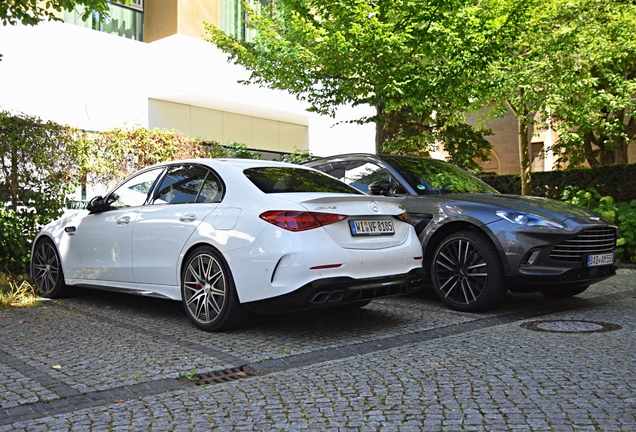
[589,216,600,221]
[369,201,379,212]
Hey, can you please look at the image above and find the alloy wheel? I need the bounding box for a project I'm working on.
[433,238,488,307]
[32,241,62,297]
[183,253,227,324]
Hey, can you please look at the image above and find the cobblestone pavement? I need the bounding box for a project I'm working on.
[0,269,634,431]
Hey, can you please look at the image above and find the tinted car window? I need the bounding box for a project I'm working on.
[380,155,498,195]
[312,160,405,195]
[197,171,223,203]
[108,168,164,209]
[153,165,210,204]
[244,167,363,194]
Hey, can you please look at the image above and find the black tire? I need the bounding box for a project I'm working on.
[181,246,250,332]
[541,285,589,298]
[31,238,69,298]
[431,231,506,312]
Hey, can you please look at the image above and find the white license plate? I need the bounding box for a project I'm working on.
[587,253,614,267]
[349,219,395,236]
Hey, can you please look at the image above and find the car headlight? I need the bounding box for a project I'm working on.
[495,211,565,229]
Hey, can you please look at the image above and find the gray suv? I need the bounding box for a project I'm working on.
[306,153,618,312]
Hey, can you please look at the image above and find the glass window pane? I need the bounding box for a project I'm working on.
[153,165,209,204]
[108,168,164,209]
[344,162,392,194]
[62,5,94,30]
[197,174,223,203]
[102,4,143,41]
[63,3,143,41]
[244,167,362,194]
[221,0,270,42]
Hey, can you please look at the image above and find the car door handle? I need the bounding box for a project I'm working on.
[180,214,197,222]
[117,216,130,225]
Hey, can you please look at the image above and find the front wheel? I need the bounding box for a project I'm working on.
[181,246,250,332]
[31,239,69,298]
[431,231,506,312]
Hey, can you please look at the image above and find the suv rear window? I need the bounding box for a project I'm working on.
[244,167,363,194]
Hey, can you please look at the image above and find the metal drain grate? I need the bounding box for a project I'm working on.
[187,365,259,386]
[521,319,621,333]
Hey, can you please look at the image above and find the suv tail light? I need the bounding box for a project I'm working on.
[260,211,347,231]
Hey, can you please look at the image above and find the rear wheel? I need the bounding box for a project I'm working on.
[431,231,506,312]
[181,246,250,332]
[31,239,69,298]
[541,285,589,298]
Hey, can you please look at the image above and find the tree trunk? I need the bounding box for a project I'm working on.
[583,132,600,167]
[375,103,385,154]
[610,135,628,164]
[517,113,532,196]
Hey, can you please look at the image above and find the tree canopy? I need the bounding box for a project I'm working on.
[205,0,527,162]
[546,0,636,168]
[1,0,130,26]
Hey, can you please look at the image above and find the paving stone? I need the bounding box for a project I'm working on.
[0,270,634,430]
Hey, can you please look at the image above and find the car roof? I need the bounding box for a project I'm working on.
[174,158,308,169]
[306,153,381,164]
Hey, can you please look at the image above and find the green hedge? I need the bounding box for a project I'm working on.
[482,163,636,202]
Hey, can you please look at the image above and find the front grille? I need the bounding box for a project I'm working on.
[550,227,616,262]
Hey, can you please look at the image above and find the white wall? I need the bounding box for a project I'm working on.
[0,21,375,155]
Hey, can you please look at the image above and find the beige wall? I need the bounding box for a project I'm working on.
[148,99,309,153]
[473,110,636,175]
[145,0,220,43]
[468,111,528,175]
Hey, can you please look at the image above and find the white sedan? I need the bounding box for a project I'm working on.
[31,159,424,331]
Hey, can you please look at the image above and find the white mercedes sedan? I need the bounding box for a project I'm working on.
[31,159,424,331]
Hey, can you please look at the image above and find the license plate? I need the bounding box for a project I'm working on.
[587,253,614,267]
[349,219,395,236]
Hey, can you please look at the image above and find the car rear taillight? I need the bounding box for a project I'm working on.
[393,212,410,223]
[259,211,347,231]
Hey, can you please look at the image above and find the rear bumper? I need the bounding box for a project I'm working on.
[242,268,424,314]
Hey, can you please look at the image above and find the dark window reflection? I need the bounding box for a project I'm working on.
[379,155,499,195]
[244,167,363,194]
[154,165,209,204]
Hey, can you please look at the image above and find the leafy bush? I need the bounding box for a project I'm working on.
[0,111,79,274]
[0,115,266,276]
[482,163,636,203]
[281,147,315,164]
[81,127,205,191]
[562,186,636,263]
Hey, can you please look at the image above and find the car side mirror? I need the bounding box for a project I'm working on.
[368,179,393,196]
[86,196,106,213]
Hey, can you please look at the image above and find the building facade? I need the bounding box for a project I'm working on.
[1,0,632,174]
[0,0,375,160]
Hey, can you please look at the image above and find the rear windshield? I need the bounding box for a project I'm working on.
[244,167,363,194]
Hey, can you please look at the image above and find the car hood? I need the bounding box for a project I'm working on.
[423,193,610,224]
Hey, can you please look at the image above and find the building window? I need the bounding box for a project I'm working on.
[221,0,270,42]
[63,1,143,41]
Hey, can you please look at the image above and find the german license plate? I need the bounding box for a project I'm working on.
[587,253,614,267]
[349,219,395,236]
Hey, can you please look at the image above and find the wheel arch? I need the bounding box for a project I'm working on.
[178,241,231,287]
[423,221,509,281]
